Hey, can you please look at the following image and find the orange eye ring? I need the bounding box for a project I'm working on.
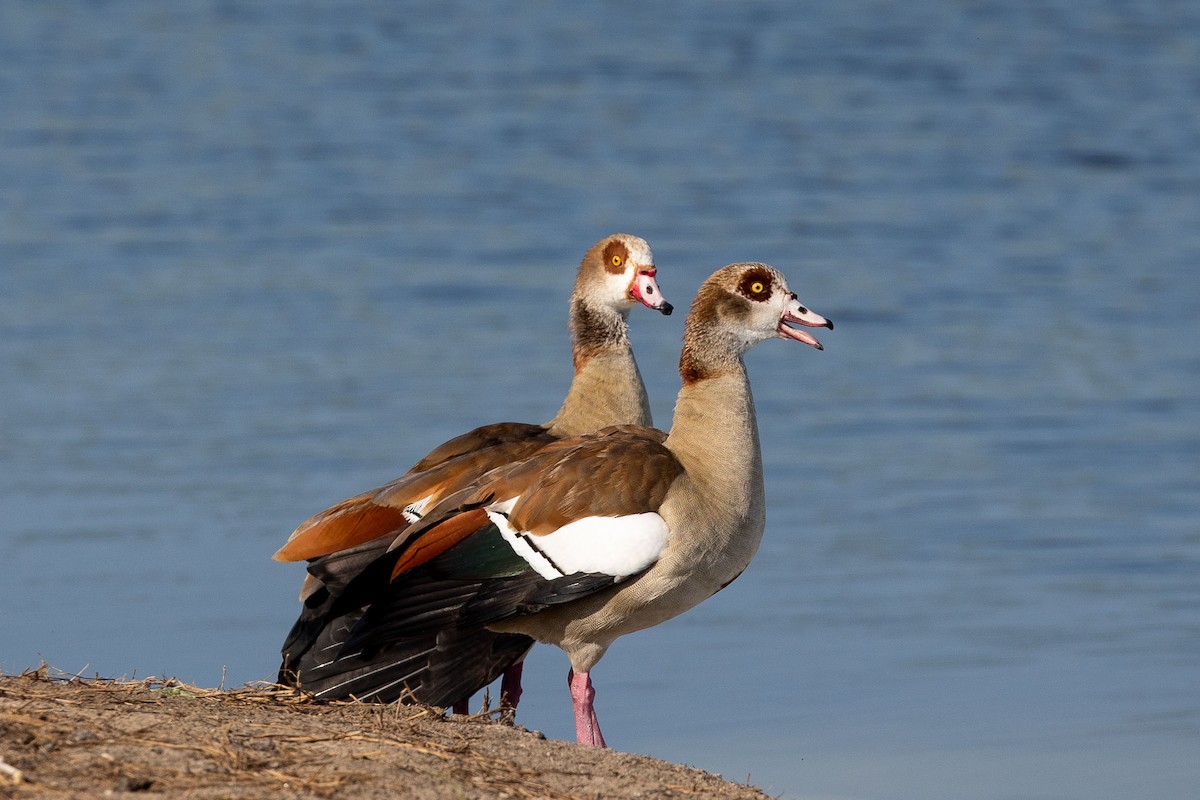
[611,255,623,267]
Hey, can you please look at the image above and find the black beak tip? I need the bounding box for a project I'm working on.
[825,319,834,330]
[659,302,674,316]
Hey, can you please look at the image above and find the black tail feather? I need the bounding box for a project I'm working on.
[281,625,533,707]
[278,509,622,706]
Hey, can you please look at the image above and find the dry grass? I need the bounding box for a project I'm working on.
[0,666,771,799]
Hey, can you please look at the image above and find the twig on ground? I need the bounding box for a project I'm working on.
[0,757,24,784]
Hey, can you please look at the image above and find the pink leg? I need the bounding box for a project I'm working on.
[500,662,524,712]
[567,669,607,747]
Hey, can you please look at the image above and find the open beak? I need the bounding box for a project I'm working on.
[630,269,673,315]
[777,294,833,350]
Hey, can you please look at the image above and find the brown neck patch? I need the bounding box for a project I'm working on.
[678,283,750,385]
[571,298,627,371]
[679,345,710,385]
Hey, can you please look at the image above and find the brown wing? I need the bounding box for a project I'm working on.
[384,426,680,582]
[273,422,556,562]
[505,426,680,534]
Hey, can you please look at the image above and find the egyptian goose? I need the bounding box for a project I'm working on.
[276,234,672,706]
[288,263,832,746]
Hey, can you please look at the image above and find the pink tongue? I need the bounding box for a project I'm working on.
[779,322,822,348]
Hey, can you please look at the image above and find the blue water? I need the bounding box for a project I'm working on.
[3,2,1198,798]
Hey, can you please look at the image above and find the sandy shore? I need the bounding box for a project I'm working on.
[0,669,771,799]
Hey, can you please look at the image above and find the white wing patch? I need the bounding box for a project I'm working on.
[488,508,668,581]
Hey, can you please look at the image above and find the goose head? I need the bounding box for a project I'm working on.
[695,262,831,348]
[681,263,833,382]
[575,233,673,316]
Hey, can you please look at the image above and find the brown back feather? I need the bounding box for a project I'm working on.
[497,427,681,535]
[408,422,552,472]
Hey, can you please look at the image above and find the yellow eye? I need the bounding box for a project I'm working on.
[751,281,765,294]
[611,255,623,267]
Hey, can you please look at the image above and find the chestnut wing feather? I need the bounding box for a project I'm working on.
[274,422,556,562]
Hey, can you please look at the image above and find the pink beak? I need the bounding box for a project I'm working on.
[630,270,673,315]
[778,294,833,349]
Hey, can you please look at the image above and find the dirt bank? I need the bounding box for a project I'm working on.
[0,669,771,799]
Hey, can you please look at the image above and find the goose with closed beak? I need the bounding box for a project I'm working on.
[275,234,672,711]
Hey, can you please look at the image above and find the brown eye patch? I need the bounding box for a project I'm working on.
[737,267,774,301]
[602,241,630,274]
